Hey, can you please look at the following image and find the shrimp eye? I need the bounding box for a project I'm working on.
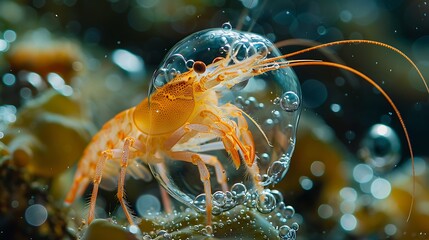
[193,61,206,74]
[212,57,224,63]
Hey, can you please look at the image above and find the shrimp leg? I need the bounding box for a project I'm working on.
[87,151,109,224]
[87,137,139,225]
[116,137,135,225]
[167,151,213,226]
[165,126,230,191]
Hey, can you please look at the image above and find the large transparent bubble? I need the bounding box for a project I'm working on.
[147,27,301,214]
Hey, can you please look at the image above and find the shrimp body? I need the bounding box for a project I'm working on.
[65,59,262,226]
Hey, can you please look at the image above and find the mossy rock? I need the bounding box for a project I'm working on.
[81,206,285,240]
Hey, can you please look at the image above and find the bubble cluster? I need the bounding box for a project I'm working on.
[188,183,299,238]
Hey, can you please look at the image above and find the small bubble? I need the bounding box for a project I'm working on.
[280,91,300,112]
[235,96,245,105]
[359,124,400,172]
[256,190,276,214]
[370,178,391,199]
[222,22,232,30]
[330,103,341,113]
[279,225,291,237]
[299,176,313,190]
[2,73,16,86]
[186,59,195,69]
[270,190,284,205]
[260,153,270,163]
[285,206,295,219]
[25,204,48,226]
[291,222,299,231]
[0,39,9,52]
[136,194,161,216]
[340,214,357,231]
[385,223,397,236]
[11,200,19,208]
[273,97,281,105]
[353,163,373,183]
[267,161,288,183]
[128,225,140,234]
[231,183,247,196]
[202,225,213,236]
[271,110,281,118]
[3,30,17,42]
[193,194,206,212]
[318,204,333,219]
[213,191,226,207]
[310,161,325,177]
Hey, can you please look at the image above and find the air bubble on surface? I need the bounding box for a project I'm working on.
[222,22,232,30]
[256,190,276,214]
[212,191,227,207]
[280,91,300,112]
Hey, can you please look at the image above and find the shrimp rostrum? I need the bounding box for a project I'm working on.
[65,28,427,227]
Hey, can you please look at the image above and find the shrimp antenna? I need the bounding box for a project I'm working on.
[255,58,419,222]
[265,39,429,93]
[275,38,358,87]
[266,39,429,221]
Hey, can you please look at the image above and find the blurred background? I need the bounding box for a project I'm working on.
[0,0,428,239]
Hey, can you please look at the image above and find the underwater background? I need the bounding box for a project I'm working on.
[0,0,428,239]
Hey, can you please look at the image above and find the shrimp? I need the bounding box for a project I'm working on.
[65,28,428,228]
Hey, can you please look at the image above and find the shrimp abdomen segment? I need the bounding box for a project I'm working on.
[65,107,149,205]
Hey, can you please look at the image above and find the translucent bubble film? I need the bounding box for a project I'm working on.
[147,27,301,214]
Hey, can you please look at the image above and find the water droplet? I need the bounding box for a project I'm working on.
[280,91,300,112]
[222,22,232,30]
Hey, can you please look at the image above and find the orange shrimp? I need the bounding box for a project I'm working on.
[65,28,427,228]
